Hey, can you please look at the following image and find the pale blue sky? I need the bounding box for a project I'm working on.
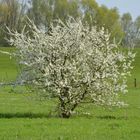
[96,0,140,20]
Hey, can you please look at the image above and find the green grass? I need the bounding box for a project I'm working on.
[0,47,140,140]
[127,48,140,88]
[0,47,18,81]
[0,90,140,140]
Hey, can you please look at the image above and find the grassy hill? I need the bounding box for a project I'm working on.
[0,47,140,140]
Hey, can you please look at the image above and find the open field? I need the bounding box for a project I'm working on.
[0,47,17,81]
[0,47,140,140]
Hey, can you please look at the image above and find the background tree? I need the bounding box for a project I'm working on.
[80,0,123,42]
[0,0,27,45]
[133,16,140,47]
[27,0,51,27]
[53,0,79,22]
[81,0,98,28]
[27,0,80,29]
[0,0,139,47]
[121,13,140,47]
[121,13,133,47]
[26,0,123,42]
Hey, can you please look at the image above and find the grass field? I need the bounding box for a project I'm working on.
[0,47,140,140]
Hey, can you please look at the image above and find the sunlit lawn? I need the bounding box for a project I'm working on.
[0,47,140,140]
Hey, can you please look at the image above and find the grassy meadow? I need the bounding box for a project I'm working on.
[0,47,140,140]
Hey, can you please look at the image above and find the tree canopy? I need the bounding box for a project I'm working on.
[5,17,135,118]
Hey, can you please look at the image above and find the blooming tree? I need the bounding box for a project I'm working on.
[6,18,135,118]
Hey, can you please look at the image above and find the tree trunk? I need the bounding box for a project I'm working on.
[59,87,72,118]
[61,111,71,118]
[59,98,71,118]
[58,89,87,118]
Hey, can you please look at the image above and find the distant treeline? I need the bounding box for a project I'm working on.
[0,0,140,47]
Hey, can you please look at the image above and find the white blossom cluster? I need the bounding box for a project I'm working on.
[6,17,135,117]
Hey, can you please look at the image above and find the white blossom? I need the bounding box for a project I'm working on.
[4,17,135,118]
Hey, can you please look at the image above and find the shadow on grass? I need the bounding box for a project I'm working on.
[0,113,128,119]
[0,112,53,119]
[96,115,128,120]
